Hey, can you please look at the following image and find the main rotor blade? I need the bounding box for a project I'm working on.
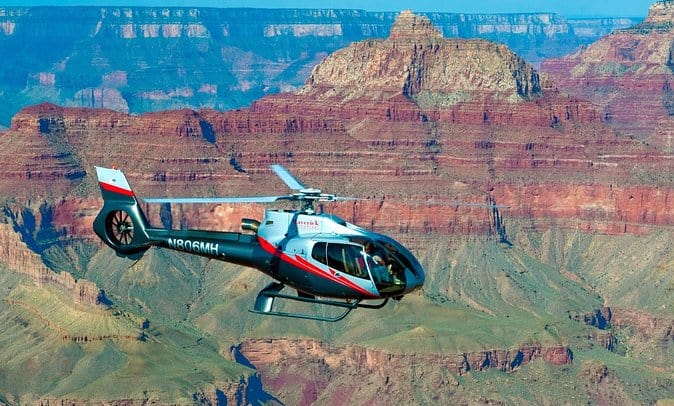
[271,164,306,191]
[448,202,510,209]
[321,195,363,202]
[144,196,287,204]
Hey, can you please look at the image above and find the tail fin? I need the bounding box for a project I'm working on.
[93,167,154,258]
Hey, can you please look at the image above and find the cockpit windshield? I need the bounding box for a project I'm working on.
[358,239,407,295]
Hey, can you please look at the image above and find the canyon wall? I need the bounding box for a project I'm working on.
[0,6,639,126]
[541,1,674,152]
[232,338,573,405]
[0,8,671,405]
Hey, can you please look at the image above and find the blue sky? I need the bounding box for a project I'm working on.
[0,1,657,18]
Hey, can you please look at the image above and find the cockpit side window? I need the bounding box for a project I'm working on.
[328,243,368,279]
[311,242,369,279]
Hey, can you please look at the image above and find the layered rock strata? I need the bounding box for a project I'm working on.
[0,6,639,126]
[233,338,572,405]
[0,221,101,305]
[1,11,671,238]
[541,0,674,152]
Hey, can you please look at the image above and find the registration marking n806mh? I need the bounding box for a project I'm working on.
[168,238,219,255]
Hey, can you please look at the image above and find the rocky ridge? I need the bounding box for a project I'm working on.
[0,6,639,127]
[301,10,541,104]
[0,217,100,305]
[232,338,573,405]
[541,0,674,152]
[0,8,671,405]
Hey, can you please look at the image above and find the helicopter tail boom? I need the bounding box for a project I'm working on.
[93,167,269,266]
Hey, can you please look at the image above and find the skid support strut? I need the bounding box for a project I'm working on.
[251,282,389,322]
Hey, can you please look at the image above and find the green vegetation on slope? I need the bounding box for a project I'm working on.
[0,266,253,404]
[1,219,672,403]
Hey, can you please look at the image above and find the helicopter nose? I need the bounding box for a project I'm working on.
[404,265,425,294]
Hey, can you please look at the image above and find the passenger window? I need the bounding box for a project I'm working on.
[325,243,368,279]
[312,242,328,266]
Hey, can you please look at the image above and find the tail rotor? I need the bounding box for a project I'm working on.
[105,210,136,246]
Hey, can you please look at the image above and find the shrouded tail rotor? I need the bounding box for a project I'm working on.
[105,210,135,246]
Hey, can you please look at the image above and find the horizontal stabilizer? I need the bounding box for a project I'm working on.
[95,166,134,198]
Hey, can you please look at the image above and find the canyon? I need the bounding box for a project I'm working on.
[0,4,672,405]
[541,0,674,153]
[0,6,638,127]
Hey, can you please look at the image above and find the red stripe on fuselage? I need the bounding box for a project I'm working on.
[257,237,378,299]
[99,181,135,197]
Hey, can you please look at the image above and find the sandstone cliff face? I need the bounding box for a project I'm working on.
[541,1,674,152]
[233,338,572,405]
[576,306,674,344]
[0,10,670,237]
[276,12,602,135]
[0,6,639,127]
[0,217,101,305]
[301,11,541,104]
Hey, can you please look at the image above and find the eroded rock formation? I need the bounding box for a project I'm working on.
[232,338,572,405]
[0,6,639,127]
[541,0,674,152]
[0,220,101,305]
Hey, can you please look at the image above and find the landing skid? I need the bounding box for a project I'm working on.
[251,282,389,322]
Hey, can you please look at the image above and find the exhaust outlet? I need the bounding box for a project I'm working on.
[241,218,260,234]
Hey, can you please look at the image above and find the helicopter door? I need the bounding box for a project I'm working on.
[311,242,371,280]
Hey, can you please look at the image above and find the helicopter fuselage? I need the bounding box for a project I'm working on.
[138,209,425,300]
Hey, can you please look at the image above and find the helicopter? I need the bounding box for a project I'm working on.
[93,164,426,322]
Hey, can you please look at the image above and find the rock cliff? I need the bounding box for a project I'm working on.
[0,214,101,305]
[232,338,572,405]
[0,9,672,405]
[0,11,670,237]
[301,10,541,103]
[541,0,674,152]
[0,6,638,127]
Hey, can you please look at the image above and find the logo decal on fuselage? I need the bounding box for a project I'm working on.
[297,218,320,231]
[168,238,219,256]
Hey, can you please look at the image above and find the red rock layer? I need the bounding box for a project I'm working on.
[0,11,671,242]
[2,80,671,239]
[234,338,572,404]
[541,1,674,152]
